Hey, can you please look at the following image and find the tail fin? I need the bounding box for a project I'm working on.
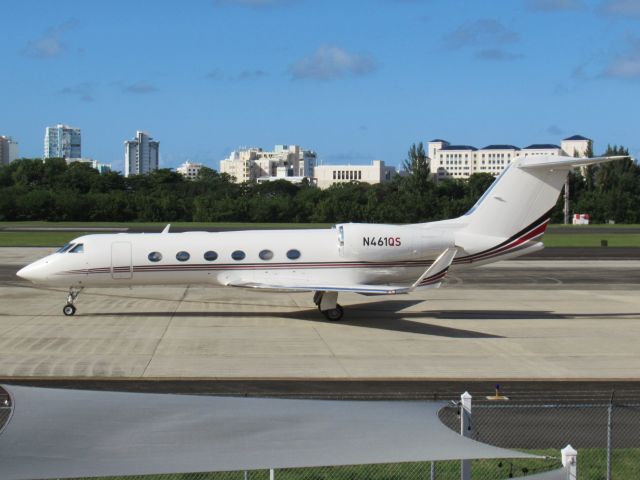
[461,155,625,238]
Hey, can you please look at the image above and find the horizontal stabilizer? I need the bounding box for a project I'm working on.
[519,155,628,170]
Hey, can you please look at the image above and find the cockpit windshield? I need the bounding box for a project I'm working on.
[57,243,75,253]
[69,243,84,253]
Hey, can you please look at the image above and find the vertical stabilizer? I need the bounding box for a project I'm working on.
[461,155,623,239]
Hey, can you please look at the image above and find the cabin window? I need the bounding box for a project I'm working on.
[231,250,246,261]
[259,249,274,260]
[57,243,75,253]
[148,252,162,262]
[176,251,190,262]
[204,251,218,261]
[286,249,301,260]
[69,244,84,253]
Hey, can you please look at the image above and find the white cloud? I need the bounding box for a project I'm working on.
[289,45,377,81]
[444,19,519,49]
[22,20,77,59]
[213,0,297,7]
[525,0,585,11]
[58,82,95,102]
[603,38,640,80]
[475,49,525,61]
[600,0,640,17]
[206,68,268,81]
[119,81,158,94]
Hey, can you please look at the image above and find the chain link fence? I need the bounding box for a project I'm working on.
[1,398,638,479]
[436,400,640,479]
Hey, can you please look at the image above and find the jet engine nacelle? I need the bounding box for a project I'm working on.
[336,223,454,261]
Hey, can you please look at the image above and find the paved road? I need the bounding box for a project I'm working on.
[1,379,638,403]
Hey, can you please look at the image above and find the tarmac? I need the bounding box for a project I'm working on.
[1,247,639,381]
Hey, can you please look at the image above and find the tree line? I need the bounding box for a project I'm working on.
[0,144,637,224]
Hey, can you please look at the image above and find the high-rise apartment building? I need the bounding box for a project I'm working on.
[124,131,159,177]
[44,124,81,159]
[0,136,19,165]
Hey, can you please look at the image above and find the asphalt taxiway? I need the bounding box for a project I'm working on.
[1,247,639,381]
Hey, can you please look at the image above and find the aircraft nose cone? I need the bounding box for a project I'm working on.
[16,265,33,281]
[16,263,44,283]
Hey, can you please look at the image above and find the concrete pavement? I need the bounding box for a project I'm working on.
[1,247,639,380]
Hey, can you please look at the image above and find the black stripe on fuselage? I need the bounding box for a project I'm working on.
[452,207,553,264]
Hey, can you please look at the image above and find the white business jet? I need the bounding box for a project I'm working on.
[17,154,623,320]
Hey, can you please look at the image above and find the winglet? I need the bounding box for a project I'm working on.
[162,224,171,234]
[410,247,458,291]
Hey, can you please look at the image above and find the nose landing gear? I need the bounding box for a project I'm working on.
[313,291,344,321]
[63,287,83,316]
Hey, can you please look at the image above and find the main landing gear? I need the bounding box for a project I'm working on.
[313,291,344,321]
[63,287,83,316]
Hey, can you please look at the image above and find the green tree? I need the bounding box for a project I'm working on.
[402,142,430,191]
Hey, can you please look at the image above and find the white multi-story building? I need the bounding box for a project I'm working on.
[220,144,316,183]
[428,135,591,180]
[44,124,81,159]
[560,135,592,157]
[65,157,112,174]
[314,160,396,189]
[124,131,159,177]
[256,166,308,185]
[0,136,19,165]
[176,161,203,180]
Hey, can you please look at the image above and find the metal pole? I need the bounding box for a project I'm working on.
[244,471,248,480]
[460,392,472,480]
[563,176,570,224]
[430,460,435,480]
[607,391,615,480]
[269,469,275,480]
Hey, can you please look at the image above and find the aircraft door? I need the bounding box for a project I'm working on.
[111,242,133,279]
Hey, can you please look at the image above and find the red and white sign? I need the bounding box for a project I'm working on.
[573,213,590,225]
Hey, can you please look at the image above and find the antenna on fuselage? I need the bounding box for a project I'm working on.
[162,224,171,234]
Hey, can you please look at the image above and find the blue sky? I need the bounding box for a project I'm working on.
[2,0,639,172]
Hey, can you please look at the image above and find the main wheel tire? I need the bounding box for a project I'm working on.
[63,304,76,316]
[322,304,344,321]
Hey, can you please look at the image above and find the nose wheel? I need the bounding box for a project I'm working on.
[63,287,83,316]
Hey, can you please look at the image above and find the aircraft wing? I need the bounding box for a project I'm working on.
[227,281,413,295]
[226,248,458,295]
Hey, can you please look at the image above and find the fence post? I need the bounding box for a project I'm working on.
[430,460,435,480]
[607,391,614,480]
[460,391,472,480]
[561,444,577,480]
[269,468,274,480]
